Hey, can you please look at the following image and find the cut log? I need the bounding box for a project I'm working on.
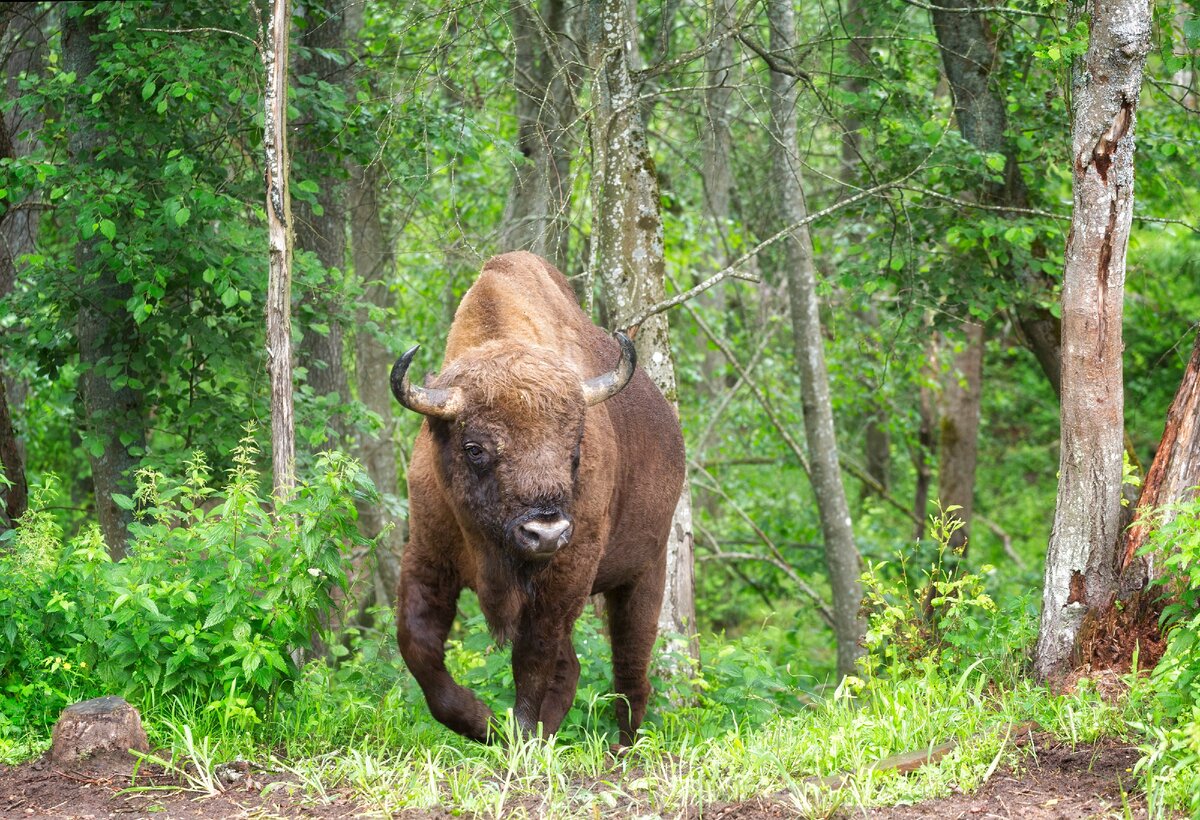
[50,696,149,766]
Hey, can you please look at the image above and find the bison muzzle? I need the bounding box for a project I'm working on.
[390,251,685,746]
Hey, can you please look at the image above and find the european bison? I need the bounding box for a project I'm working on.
[391,251,685,745]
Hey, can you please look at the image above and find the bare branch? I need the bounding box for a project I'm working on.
[622,169,922,332]
[895,0,1059,19]
[137,26,260,51]
[691,463,836,628]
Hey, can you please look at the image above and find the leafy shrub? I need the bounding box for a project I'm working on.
[1135,499,1200,816]
[0,426,376,736]
[858,505,1035,682]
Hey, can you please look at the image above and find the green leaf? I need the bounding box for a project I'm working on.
[1184,19,1200,49]
[142,80,156,101]
[174,207,191,227]
[99,219,117,241]
[984,153,1006,173]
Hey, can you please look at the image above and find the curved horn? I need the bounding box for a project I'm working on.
[390,345,463,420]
[582,331,637,406]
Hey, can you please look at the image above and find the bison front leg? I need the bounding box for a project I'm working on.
[511,616,570,738]
[397,563,496,742]
[605,561,667,747]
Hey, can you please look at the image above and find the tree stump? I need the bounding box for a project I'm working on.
[50,696,149,766]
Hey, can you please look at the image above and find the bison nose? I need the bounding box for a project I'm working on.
[515,516,573,559]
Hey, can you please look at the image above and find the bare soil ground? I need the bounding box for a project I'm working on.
[0,734,1147,819]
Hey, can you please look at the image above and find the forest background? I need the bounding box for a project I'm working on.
[1,0,1199,816]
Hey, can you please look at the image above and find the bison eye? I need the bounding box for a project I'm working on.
[463,441,489,467]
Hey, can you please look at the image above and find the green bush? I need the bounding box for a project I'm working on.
[1135,499,1200,816]
[858,506,1035,683]
[0,427,376,736]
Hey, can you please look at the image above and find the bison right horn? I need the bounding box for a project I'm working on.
[391,346,464,420]
[581,331,637,406]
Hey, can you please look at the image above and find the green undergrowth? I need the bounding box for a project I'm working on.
[1,463,1190,816]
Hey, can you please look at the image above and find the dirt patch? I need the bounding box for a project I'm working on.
[0,735,1149,819]
[0,754,363,819]
[868,735,1145,818]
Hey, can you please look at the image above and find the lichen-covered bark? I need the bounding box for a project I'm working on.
[1035,0,1150,682]
[498,0,577,274]
[293,0,351,447]
[585,0,696,652]
[64,7,145,558]
[767,0,864,679]
[264,0,296,500]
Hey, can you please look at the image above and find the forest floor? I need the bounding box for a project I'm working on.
[0,734,1147,819]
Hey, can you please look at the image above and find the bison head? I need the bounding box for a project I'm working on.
[391,334,635,566]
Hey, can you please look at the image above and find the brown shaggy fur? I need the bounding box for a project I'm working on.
[394,252,685,746]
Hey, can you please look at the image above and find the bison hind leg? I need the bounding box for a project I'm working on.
[604,563,666,747]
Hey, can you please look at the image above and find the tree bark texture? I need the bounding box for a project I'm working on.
[350,159,403,607]
[1035,0,1150,682]
[264,0,296,501]
[64,7,145,558]
[293,0,351,447]
[585,0,697,654]
[913,360,936,541]
[937,323,984,553]
[498,0,577,273]
[0,29,27,528]
[767,0,864,679]
[1120,332,1200,577]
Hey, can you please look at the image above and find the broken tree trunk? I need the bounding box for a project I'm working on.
[50,696,149,766]
[1121,331,1200,580]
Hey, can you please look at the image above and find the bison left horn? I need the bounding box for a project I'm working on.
[391,345,464,420]
[581,331,637,406]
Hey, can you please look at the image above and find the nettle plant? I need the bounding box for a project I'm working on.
[0,427,377,734]
[1136,498,1200,815]
[858,506,1029,681]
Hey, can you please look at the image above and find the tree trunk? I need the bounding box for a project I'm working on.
[1034,0,1150,682]
[350,158,404,607]
[937,322,984,552]
[64,7,145,558]
[293,0,351,448]
[585,0,697,655]
[695,0,736,397]
[0,28,27,528]
[767,0,864,680]
[913,362,936,541]
[498,0,576,273]
[264,0,296,501]
[1120,332,1200,581]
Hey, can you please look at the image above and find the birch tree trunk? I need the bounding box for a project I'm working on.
[767,0,864,679]
[64,6,145,558]
[264,0,296,501]
[585,0,696,655]
[498,0,577,273]
[1035,0,1151,682]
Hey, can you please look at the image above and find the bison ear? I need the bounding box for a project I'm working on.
[582,331,637,406]
[391,345,464,420]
